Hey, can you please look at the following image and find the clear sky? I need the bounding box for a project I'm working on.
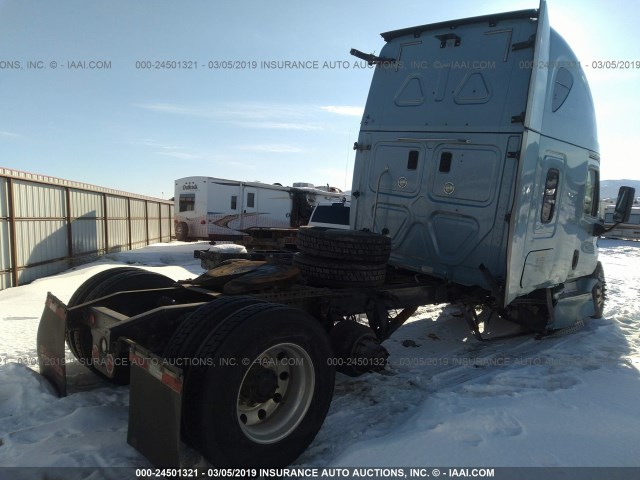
[1,0,639,199]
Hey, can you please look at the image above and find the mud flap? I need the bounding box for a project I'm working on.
[546,276,598,330]
[127,341,184,468]
[36,293,68,397]
[552,291,596,329]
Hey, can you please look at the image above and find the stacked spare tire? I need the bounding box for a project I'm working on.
[293,228,391,287]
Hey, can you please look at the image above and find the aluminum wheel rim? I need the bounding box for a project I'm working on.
[237,342,315,444]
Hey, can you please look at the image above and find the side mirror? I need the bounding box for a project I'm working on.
[613,186,635,224]
[593,186,635,237]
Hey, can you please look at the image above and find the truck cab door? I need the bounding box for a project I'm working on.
[523,0,550,133]
[504,0,551,306]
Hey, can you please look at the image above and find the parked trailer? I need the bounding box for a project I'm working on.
[37,1,635,469]
[174,176,346,242]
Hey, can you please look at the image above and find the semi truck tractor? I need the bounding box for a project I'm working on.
[36,1,634,469]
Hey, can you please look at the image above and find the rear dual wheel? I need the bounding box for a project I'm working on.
[66,267,176,384]
[174,299,335,467]
[163,296,264,364]
[236,341,316,444]
[66,267,141,359]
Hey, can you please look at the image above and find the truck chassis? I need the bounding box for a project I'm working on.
[36,246,515,468]
[36,228,611,469]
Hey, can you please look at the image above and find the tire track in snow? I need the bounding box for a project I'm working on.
[299,308,588,465]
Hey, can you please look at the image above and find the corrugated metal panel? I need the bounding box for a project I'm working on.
[13,181,65,218]
[72,217,105,255]
[69,187,107,255]
[131,219,147,247]
[70,189,104,218]
[0,177,8,217]
[105,195,129,252]
[0,220,10,267]
[0,167,168,203]
[169,205,175,237]
[160,203,171,219]
[148,223,160,243]
[130,199,147,246]
[130,199,146,218]
[160,203,172,241]
[106,195,127,218]
[0,178,10,287]
[15,220,68,267]
[18,259,69,285]
[0,168,173,290]
[0,272,11,290]
[0,220,11,288]
[147,201,160,243]
[107,219,129,250]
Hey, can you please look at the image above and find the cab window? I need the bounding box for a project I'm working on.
[541,169,559,224]
[583,169,599,217]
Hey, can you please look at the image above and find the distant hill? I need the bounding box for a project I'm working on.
[600,179,640,202]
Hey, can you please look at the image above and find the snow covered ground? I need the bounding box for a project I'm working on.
[0,240,639,477]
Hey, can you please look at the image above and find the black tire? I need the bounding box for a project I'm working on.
[293,252,386,288]
[590,261,606,319]
[68,268,176,384]
[163,296,264,363]
[66,267,142,358]
[297,228,391,264]
[164,296,266,446]
[183,303,335,467]
[175,221,189,241]
[85,269,177,312]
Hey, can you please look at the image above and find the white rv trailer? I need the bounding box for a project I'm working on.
[174,176,345,241]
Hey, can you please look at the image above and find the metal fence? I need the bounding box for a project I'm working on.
[0,168,174,290]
